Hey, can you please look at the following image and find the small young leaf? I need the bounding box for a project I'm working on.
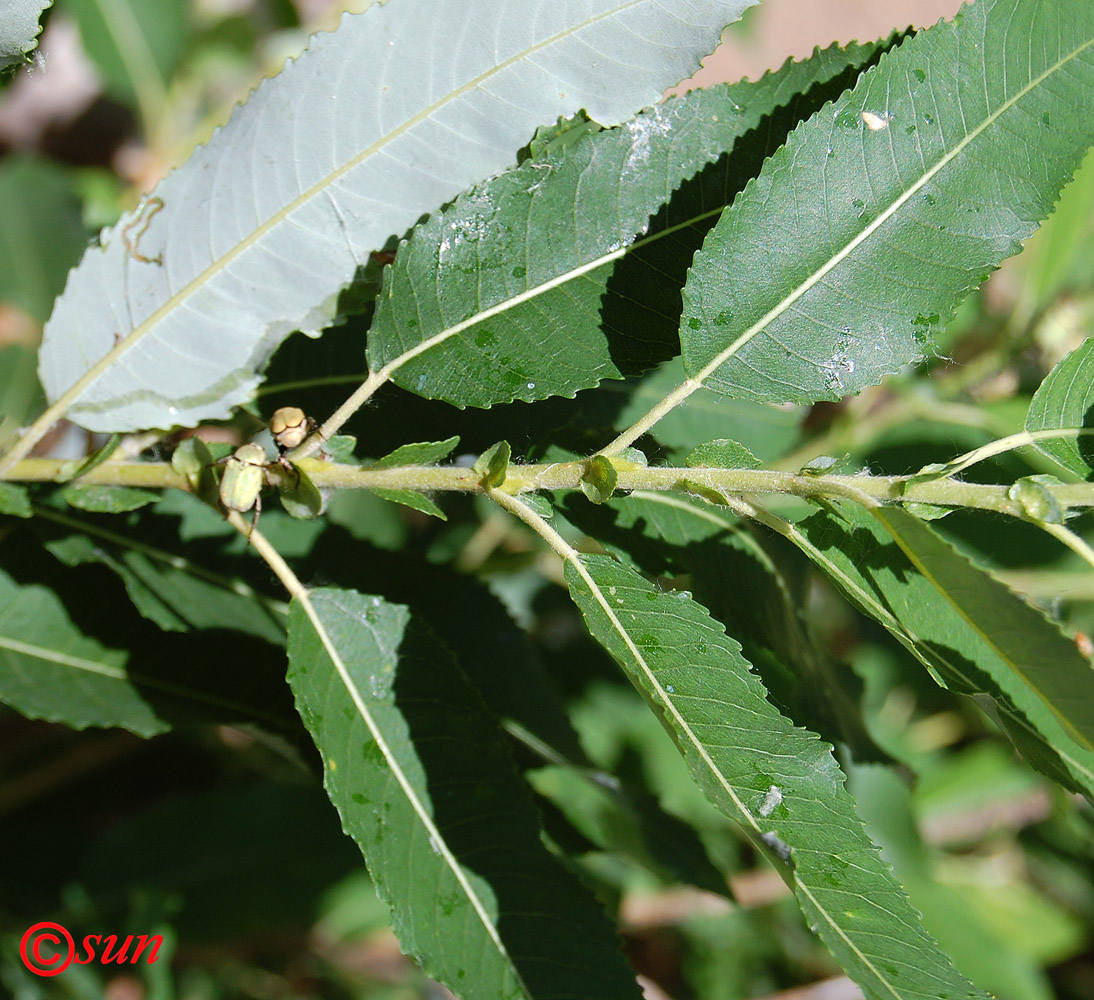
[685,439,761,469]
[580,455,617,504]
[56,434,120,482]
[474,440,511,489]
[1007,475,1065,524]
[372,488,446,521]
[0,482,32,517]
[371,436,460,468]
[1025,336,1094,479]
[520,493,554,519]
[276,464,324,519]
[60,484,160,513]
[287,588,642,1000]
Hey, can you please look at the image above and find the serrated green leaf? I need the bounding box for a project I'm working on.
[369,38,890,408]
[371,436,459,468]
[791,501,1094,795]
[566,553,986,1000]
[1025,336,1094,479]
[679,0,1094,406]
[0,0,51,70]
[60,483,160,513]
[38,0,756,433]
[286,588,641,1000]
[872,507,1094,750]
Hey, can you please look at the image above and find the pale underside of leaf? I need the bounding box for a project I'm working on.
[0,0,51,68]
[37,0,756,434]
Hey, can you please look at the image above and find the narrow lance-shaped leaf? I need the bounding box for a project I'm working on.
[567,553,987,1000]
[790,501,1094,796]
[679,0,1094,406]
[368,38,891,408]
[286,588,641,1000]
[37,0,755,434]
[1025,336,1094,479]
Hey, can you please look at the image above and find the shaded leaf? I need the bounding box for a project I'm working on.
[0,482,31,517]
[792,501,1094,795]
[286,588,641,1000]
[0,567,167,735]
[566,553,986,1000]
[40,516,287,643]
[276,464,324,519]
[679,0,1094,406]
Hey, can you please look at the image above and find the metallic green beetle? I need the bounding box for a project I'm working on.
[219,442,271,536]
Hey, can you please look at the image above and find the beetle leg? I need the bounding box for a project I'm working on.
[247,493,262,540]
